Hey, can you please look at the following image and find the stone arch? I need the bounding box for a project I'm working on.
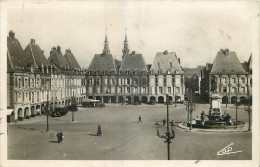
[18,108,23,121]
[118,96,124,103]
[231,96,237,104]
[103,96,109,103]
[175,96,181,102]
[36,105,41,115]
[150,96,156,101]
[134,96,139,102]
[142,96,148,103]
[126,96,131,103]
[240,96,246,104]
[158,96,164,103]
[31,106,36,117]
[111,96,116,103]
[41,104,45,115]
[222,96,228,103]
[24,107,30,119]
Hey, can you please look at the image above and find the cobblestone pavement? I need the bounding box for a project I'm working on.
[7,103,252,160]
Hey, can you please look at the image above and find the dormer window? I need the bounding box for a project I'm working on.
[127,69,130,75]
[88,70,91,75]
[119,70,122,75]
[97,70,100,75]
[103,70,107,75]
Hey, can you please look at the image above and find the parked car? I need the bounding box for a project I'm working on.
[147,100,156,105]
[132,101,142,105]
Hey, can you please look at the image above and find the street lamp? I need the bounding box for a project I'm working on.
[235,90,238,129]
[45,94,50,132]
[156,94,175,160]
[245,100,252,131]
[185,90,196,130]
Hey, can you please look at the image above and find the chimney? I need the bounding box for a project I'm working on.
[224,48,229,56]
[57,46,61,53]
[178,58,180,64]
[30,65,34,73]
[31,39,35,44]
[163,50,168,55]
[9,31,15,39]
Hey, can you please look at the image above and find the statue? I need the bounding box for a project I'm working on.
[211,75,217,93]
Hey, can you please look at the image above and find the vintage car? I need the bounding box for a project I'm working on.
[82,99,105,107]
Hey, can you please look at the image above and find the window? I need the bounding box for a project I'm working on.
[155,87,157,94]
[240,87,245,93]
[135,87,138,93]
[181,76,184,85]
[172,77,175,85]
[120,87,122,93]
[155,77,158,86]
[170,62,172,68]
[127,87,130,93]
[232,78,236,83]
[127,78,130,84]
[176,87,180,94]
[134,79,138,85]
[159,87,163,94]
[231,87,236,93]
[223,87,227,93]
[163,75,166,85]
[241,78,245,84]
[168,87,171,94]
[142,79,146,85]
[222,78,226,84]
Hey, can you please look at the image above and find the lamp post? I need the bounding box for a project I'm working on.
[235,91,238,129]
[185,90,196,130]
[245,100,252,131]
[46,94,49,132]
[156,94,175,160]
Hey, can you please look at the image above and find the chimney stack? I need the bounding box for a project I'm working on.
[30,65,34,73]
[57,46,61,53]
[163,50,168,55]
[31,39,35,44]
[178,58,180,64]
[9,31,15,39]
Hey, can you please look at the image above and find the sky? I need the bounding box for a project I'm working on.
[6,1,255,68]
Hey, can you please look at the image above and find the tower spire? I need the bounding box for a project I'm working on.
[122,28,130,60]
[102,28,110,54]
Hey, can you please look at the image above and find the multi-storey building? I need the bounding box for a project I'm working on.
[118,50,148,103]
[86,34,118,103]
[149,50,185,103]
[7,31,85,122]
[201,49,252,103]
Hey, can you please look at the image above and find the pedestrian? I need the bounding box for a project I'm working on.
[163,118,166,126]
[60,132,63,143]
[138,115,142,123]
[57,132,60,143]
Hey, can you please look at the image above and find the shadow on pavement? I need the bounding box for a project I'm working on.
[48,141,59,143]
[88,134,98,136]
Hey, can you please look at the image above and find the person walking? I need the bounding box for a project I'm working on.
[138,115,142,123]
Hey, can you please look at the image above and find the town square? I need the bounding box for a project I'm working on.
[1,1,259,166]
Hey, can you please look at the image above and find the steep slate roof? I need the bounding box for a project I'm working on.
[48,46,70,69]
[120,51,147,71]
[151,50,183,74]
[23,39,50,67]
[88,53,116,72]
[64,49,81,69]
[114,59,122,72]
[210,49,247,75]
[7,31,30,72]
